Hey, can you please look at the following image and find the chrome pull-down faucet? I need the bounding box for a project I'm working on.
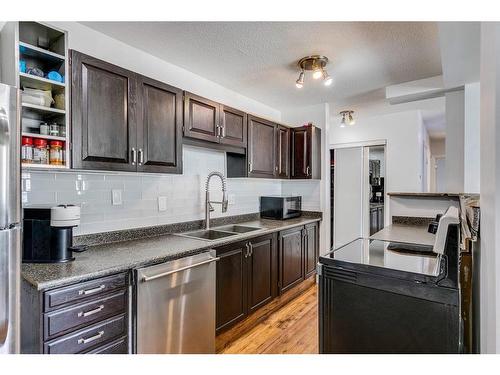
[205,171,228,230]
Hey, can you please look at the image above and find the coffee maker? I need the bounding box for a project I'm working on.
[23,205,87,263]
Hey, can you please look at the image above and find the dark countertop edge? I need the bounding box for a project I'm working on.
[23,216,322,291]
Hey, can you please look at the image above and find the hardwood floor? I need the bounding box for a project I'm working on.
[219,284,318,354]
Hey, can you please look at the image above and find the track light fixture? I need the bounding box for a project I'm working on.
[295,55,333,88]
[339,110,355,127]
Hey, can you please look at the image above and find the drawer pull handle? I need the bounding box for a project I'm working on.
[78,284,106,296]
[77,330,104,345]
[78,305,104,318]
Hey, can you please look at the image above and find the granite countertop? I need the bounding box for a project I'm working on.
[369,223,435,247]
[22,216,321,291]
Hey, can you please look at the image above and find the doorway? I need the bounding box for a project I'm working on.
[330,142,386,249]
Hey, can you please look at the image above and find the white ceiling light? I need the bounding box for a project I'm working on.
[295,55,333,88]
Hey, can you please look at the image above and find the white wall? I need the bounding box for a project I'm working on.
[479,22,500,354]
[465,82,481,193]
[329,108,425,195]
[445,90,465,192]
[23,146,282,235]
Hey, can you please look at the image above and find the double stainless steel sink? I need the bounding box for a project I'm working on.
[176,225,263,241]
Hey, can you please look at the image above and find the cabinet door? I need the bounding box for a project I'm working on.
[377,207,384,232]
[136,75,183,174]
[216,242,248,333]
[183,92,220,143]
[276,125,290,179]
[247,115,277,178]
[290,126,311,179]
[304,222,319,279]
[71,50,137,171]
[279,226,304,294]
[220,105,247,148]
[247,234,277,314]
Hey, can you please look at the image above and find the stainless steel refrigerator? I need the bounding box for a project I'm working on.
[0,83,20,354]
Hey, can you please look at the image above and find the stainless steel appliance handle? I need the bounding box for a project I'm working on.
[78,284,105,296]
[77,330,104,345]
[141,256,219,282]
[77,305,104,318]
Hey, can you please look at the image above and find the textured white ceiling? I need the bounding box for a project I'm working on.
[81,22,442,111]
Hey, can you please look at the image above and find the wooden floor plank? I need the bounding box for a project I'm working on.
[219,284,318,354]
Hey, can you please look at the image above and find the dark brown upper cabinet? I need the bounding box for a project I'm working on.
[136,75,183,174]
[220,105,247,148]
[290,124,322,179]
[183,92,220,143]
[71,50,183,174]
[276,125,290,179]
[183,94,247,149]
[71,50,137,172]
[247,115,277,178]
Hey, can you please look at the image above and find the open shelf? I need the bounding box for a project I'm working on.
[22,163,67,170]
[19,41,65,62]
[22,102,65,115]
[22,132,66,142]
[19,72,65,91]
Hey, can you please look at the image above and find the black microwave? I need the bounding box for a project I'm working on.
[260,196,302,220]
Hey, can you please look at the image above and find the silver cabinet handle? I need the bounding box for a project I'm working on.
[78,305,104,318]
[141,256,219,282]
[245,243,250,258]
[248,242,253,257]
[221,124,226,138]
[78,330,104,345]
[306,166,310,176]
[138,148,144,165]
[131,148,137,165]
[78,284,105,296]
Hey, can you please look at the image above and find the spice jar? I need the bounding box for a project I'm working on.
[40,122,49,135]
[21,136,33,163]
[33,138,49,164]
[59,125,66,137]
[49,140,63,165]
[49,123,59,137]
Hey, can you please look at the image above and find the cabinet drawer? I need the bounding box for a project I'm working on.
[44,273,127,311]
[44,290,127,340]
[44,314,127,354]
[86,336,128,354]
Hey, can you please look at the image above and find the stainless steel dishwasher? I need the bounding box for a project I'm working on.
[135,251,218,354]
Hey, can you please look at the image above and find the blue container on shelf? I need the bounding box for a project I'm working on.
[47,71,63,83]
[19,60,26,73]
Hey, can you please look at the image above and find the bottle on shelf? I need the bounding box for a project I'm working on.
[33,138,49,164]
[21,136,33,163]
[49,140,64,166]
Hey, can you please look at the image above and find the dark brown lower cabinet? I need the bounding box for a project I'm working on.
[279,222,320,294]
[304,222,320,279]
[21,272,130,354]
[279,226,304,293]
[216,234,277,333]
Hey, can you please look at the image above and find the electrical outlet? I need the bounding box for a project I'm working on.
[228,194,236,204]
[112,189,122,206]
[158,196,167,212]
